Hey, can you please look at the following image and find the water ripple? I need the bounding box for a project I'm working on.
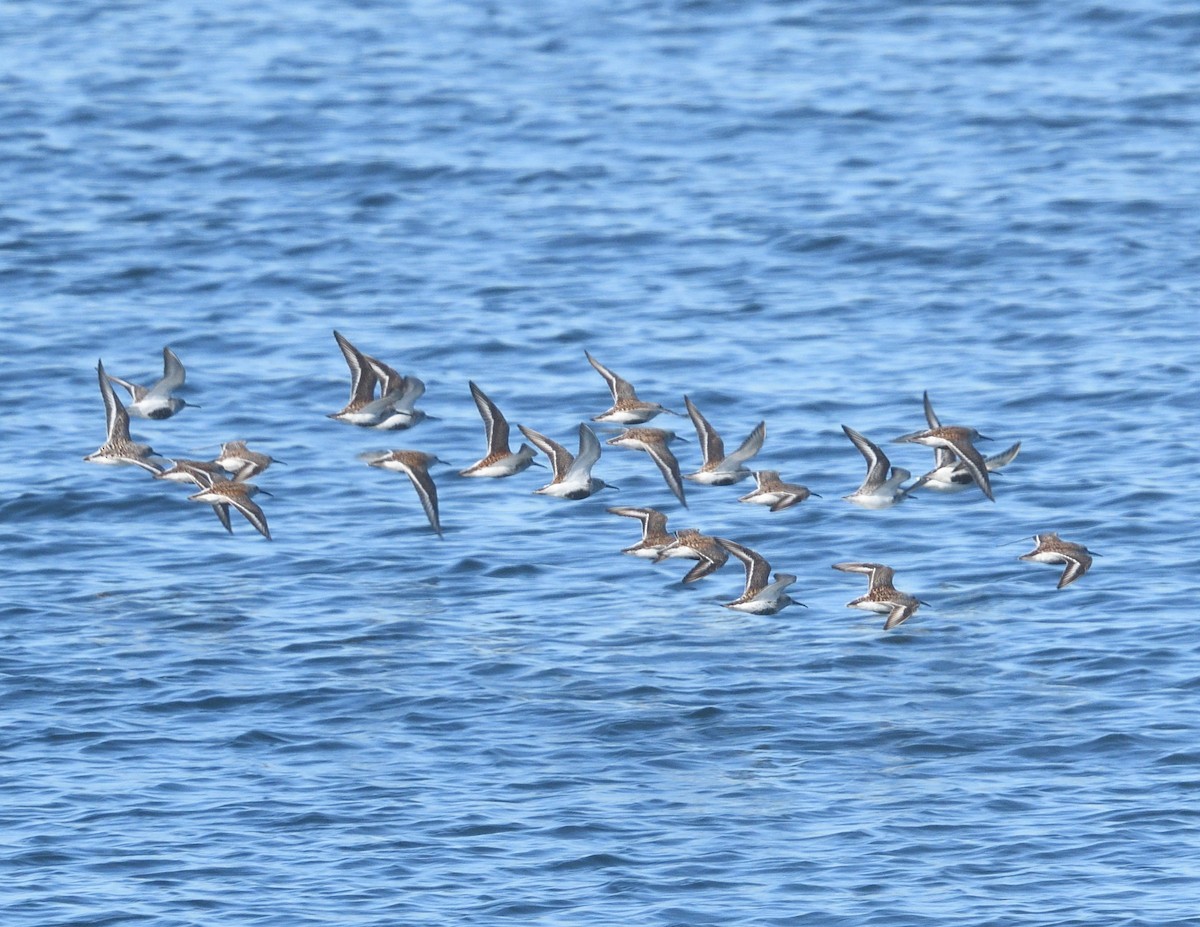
[3,1,1200,924]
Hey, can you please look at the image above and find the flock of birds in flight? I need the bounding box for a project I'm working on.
[84,333,1096,627]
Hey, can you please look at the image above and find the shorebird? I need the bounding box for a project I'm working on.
[738,470,818,511]
[361,352,407,404]
[154,458,228,486]
[215,441,283,480]
[911,443,1021,493]
[585,350,681,424]
[605,427,687,506]
[328,330,405,426]
[831,561,895,590]
[682,395,765,485]
[363,353,427,431]
[156,460,255,534]
[894,394,996,501]
[654,528,729,583]
[907,392,1019,494]
[1018,533,1095,589]
[84,361,163,473]
[361,450,445,536]
[832,561,927,630]
[718,539,801,614]
[185,467,272,539]
[104,346,195,420]
[841,425,912,509]
[519,423,613,500]
[607,506,674,558]
[459,381,537,477]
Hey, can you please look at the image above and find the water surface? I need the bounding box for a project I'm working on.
[3,1,1200,924]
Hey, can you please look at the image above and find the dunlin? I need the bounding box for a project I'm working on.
[607,506,674,558]
[911,442,1021,493]
[186,467,272,539]
[105,346,194,420]
[1018,533,1095,589]
[364,353,427,431]
[379,376,427,431]
[459,381,537,477]
[831,561,895,590]
[738,470,818,511]
[841,425,912,509]
[159,461,249,534]
[654,528,729,583]
[328,331,404,426]
[84,361,162,473]
[518,423,613,500]
[894,395,996,501]
[833,561,927,630]
[363,353,405,399]
[154,459,228,485]
[605,427,687,506]
[215,440,283,480]
[908,392,1018,493]
[682,395,765,485]
[361,450,445,536]
[718,539,801,614]
[585,351,681,424]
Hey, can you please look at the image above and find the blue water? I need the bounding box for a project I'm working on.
[3,1,1200,923]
